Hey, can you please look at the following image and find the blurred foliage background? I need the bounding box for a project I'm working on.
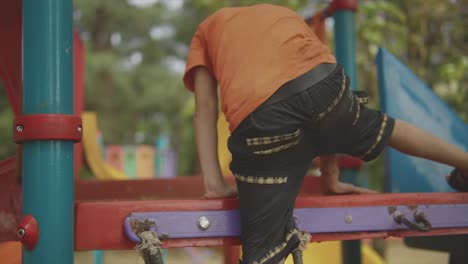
[1,0,467,183]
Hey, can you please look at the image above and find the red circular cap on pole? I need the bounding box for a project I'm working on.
[17,215,39,250]
[330,0,358,12]
[14,114,82,143]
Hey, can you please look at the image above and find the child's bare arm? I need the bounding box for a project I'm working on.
[319,155,377,194]
[193,66,237,198]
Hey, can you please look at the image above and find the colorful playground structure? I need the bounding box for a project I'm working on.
[1,0,468,264]
[82,112,177,180]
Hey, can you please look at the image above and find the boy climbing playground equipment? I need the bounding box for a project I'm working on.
[1,0,468,264]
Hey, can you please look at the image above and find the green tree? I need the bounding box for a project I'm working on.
[4,0,465,168]
[356,0,467,121]
[74,0,196,174]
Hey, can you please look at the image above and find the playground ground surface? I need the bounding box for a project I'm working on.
[73,238,448,264]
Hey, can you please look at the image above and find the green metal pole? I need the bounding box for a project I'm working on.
[22,1,74,263]
[333,3,362,264]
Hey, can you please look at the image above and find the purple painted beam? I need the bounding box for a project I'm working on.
[124,204,468,243]
[124,210,241,243]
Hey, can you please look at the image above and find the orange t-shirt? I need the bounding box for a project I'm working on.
[183,4,336,132]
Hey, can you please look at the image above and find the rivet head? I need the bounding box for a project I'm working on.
[17,228,26,238]
[197,216,211,231]
[16,125,24,132]
[345,215,353,224]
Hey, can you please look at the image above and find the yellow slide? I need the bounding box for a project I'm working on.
[82,112,128,180]
[217,113,384,264]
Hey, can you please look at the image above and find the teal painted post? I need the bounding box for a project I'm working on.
[22,1,74,263]
[334,10,358,91]
[94,250,104,264]
[334,6,363,264]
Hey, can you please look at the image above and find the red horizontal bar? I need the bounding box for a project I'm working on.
[75,198,240,250]
[76,176,208,201]
[312,228,468,243]
[76,176,323,201]
[76,228,468,250]
[0,174,322,241]
[87,227,468,250]
[151,237,241,249]
[296,192,468,208]
[75,193,468,250]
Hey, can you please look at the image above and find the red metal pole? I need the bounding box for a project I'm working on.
[224,246,240,264]
[0,0,22,115]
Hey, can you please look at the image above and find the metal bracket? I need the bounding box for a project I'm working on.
[14,114,82,143]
